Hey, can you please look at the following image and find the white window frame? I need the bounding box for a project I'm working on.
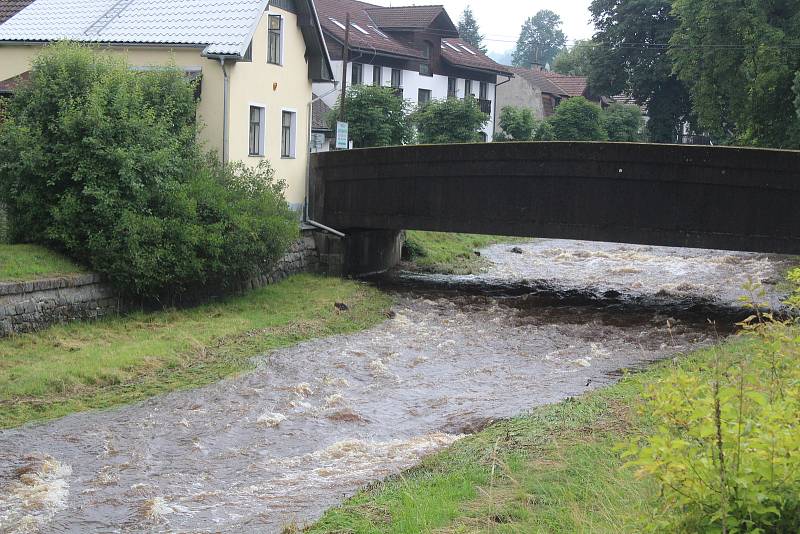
[267,13,284,66]
[280,108,297,159]
[248,103,266,157]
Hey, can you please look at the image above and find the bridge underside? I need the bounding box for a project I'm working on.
[310,142,800,256]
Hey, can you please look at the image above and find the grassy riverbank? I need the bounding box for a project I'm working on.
[0,244,85,281]
[0,275,391,428]
[307,328,798,533]
[403,231,529,274]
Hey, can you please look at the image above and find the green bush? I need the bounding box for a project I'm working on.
[623,284,800,532]
[533,120,556,141]
[603,103,645,142]
[413,97,489,144]
[0,43,296,298]
[548,96,607,141]
[328,85,412,148]
[497,105,536,141]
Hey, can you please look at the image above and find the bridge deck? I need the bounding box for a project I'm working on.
[310,142,800,255]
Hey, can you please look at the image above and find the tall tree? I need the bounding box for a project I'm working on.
[458,6,487,53]
[670,0,800,148]
[511,10,566,68]
[552,40,594,76]
[588,0,691,143]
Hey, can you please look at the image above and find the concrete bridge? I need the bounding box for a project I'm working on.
[309,142,800,274]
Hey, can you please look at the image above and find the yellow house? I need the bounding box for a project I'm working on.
[0,0,334,209]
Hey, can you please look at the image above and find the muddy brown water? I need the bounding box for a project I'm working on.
[0,239,795,533]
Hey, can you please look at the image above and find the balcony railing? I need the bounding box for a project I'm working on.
[478,98,492,114]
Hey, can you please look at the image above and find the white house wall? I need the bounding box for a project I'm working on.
[314,60,497,142]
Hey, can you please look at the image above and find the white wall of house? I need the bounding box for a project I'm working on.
[314,60,497,142]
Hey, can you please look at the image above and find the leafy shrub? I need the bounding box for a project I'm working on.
[328,85,412,148]
[497,106,536,141]
[533,120,556,141]
[0,43,296,298]
[788,267,800,310]
[603,103,645,142]
[413,97,489,144]
[623,284,800,532]
[548,96,607,141]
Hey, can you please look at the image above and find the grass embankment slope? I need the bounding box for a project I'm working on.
[308,333,795,533]
[403,231,529,274]
[0,244,85,281]
[0,275,391,428]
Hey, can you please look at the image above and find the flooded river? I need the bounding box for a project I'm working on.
[0,239,794,533]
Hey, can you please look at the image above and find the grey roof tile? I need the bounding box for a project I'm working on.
[0,0,269,56]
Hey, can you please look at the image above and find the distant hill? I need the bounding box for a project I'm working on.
[488,49,513,66]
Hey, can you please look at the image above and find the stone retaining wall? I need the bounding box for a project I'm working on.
[0,233,320,337]
[0,273,118,337]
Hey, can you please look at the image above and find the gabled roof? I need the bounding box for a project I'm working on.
[364,5,455,34]
[0,0,34,24]
[441,38,511,77]
[315,0,425,59]
[0,0,333,80]
[0,0,270,56]
[541,71,588,97]
[508,66,568,97]
[315,0,509,75]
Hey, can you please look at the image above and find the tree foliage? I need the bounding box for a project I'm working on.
[603,103,645,141]
[588,0,691,143]
[0,43,296,298]
[496,106,536,141]
[624,289,800,532]
[413,98,489,144]
[670,0,800,148]
[552,40,595,76]
[511,10,566,68]
[457,6,487,54]
[329,85,412,148]
[548,97,607,141]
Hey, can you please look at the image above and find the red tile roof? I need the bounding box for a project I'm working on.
[364,5,454,32]
[541,71,588,97]
[508,66,568,96]
[0,70,29,93]
[0,0,34,24]
[441,38,512,76]
[315,0,509,75]
[315,0,425,59]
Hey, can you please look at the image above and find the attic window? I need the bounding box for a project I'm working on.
[351,22,369,34]
[444,42,461,52]
[459,44,477,55]
[329,17,346,30]
[368,25,389,39]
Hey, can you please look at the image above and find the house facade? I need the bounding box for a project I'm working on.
[312,0,512,142]
[497,65,602,124]
[0,0,333,209]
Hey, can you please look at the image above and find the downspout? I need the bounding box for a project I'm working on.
[219,57,230,164]
[492,75,512,140]
[305,84,345,238]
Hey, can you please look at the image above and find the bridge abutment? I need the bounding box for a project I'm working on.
[314,229,402,276]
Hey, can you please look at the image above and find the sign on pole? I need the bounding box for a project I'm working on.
[336,121,349,149]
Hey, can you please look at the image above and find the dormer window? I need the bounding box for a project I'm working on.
[420,41,433,76]
[423,41,433,59]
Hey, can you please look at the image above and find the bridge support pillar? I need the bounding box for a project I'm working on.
[314,229,402,276]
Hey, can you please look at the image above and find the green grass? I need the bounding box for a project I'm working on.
[306,337,769,534]
[0,274,392,428]
[404,231,530,275]
[0,244,85,281]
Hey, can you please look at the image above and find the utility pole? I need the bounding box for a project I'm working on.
[339,13,350,122]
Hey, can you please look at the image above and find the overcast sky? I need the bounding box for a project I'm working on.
[367,0,596,57]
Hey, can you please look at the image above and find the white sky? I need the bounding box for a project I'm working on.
[367,0,596,55]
